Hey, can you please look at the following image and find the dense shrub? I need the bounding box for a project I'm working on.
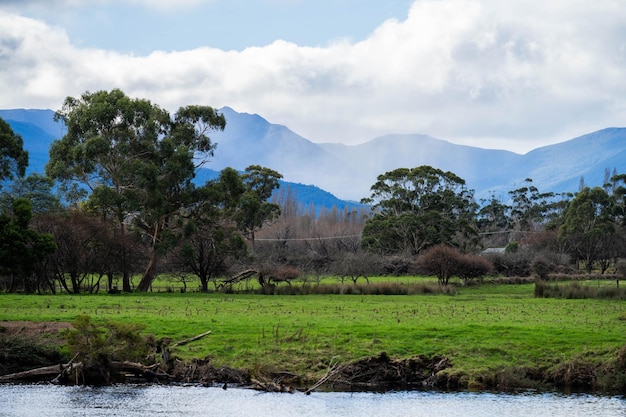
[531,256,551,279]
[456,254,493,286]
[62,315,156,384]
[417,245,492,285]
[485,249,533,277]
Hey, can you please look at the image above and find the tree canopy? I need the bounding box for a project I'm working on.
[0,118,29,184]
[360,166,478,255]
[558,186,617,273]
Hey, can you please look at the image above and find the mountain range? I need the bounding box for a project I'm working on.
[2,107,625,209]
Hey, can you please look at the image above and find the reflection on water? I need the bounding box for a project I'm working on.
[0,384,625,417]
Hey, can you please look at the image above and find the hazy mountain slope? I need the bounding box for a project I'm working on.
[516,128,626,193]
[209,107,343,178]
[0,109,62,175]
[0,108,362,212]
[319,134,523,200]
[0,109,65,139]
[2,107,626,206]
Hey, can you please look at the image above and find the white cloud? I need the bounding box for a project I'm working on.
[0,0,625,153]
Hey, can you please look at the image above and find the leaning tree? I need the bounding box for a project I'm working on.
[46,89,226,291]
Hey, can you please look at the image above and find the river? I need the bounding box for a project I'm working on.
[0,384,625,417]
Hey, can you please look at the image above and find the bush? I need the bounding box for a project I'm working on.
[457,254,493,286]
[531,256,551,280]
[61,315,156,384]
[417,245,492,285]
[485,249,533,277]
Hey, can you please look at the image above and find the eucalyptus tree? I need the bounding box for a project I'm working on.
[508,178,562,231]
[360,166,479,255]
[172,169,247,292]
[232,165,282,253]
[558,186,616,273]
[46,89,225,291]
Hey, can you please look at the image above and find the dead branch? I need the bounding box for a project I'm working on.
[304,357,343,395]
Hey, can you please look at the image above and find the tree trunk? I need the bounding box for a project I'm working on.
[120,222,132,293]
[122,270,132,293]
[137,251,159,291]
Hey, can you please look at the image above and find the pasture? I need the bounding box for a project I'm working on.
[1,279,625,388]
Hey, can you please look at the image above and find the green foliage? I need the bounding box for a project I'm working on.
[3,285,626,391]
[45,89,226,292]
[0,174,61,214]
[0,198,56,292]
[361,166,478,255]
[508,178,561,231]
[62,315,155,382]
[0,117,28,183]
[558,187,616,273]
[235,165,282,250]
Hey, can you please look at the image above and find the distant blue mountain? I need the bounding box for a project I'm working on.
[0,109,364,213]
[2,107,625,207]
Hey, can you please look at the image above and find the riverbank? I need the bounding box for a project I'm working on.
[1,282,626,393]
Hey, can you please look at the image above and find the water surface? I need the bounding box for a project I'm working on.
[1,384,624,417]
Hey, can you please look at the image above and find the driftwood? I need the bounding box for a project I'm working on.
[250,377,295,393]
[0,358,172,385]
[0,364,66,382]
[112,361,173,381]
[0,353,80,383]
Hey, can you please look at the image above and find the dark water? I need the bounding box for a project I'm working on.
[0,384,625,417]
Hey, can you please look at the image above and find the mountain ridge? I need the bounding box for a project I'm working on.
[1,107,625,205]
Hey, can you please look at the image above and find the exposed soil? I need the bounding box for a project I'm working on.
[0,321,72,340]
[0,321,72,376]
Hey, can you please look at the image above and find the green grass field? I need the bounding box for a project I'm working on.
[1,280,625,386]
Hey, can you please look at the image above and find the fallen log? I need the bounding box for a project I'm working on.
[172,330,212,347]
[0,364,64,382]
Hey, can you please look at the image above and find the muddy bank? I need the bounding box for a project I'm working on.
[1,322,625,394]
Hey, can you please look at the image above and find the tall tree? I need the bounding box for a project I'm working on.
[360,166,478,255]
[46,89,225,292]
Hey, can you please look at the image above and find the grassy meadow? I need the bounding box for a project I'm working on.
[1,278,626,388]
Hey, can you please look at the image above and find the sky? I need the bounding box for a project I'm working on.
[1,0,625,154]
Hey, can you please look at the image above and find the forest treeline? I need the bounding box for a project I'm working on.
[2,89,626,294]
